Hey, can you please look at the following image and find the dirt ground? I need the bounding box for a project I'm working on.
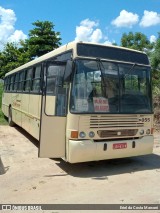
[0,125,160,213]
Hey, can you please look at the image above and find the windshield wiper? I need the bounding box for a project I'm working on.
[96,58,106,84]
[96,58,105,72]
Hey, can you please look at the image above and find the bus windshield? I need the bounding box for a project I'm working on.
[70,59,152,114]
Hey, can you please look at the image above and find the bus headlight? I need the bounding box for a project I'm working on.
[89,131,95,138]
[79,132,86,138]
[140,129,144,135]
[146,129,150,134]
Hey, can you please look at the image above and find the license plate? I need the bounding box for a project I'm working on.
[113,143,127,149]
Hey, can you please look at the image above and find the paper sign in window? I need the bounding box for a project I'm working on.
[93,97,109,112]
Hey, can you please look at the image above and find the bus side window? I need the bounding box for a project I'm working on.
[56,81,69,116]
[45,63,67,116]
[55,66,69,116]
[7,76,11,91]
[18,71,24,92]
[10,75,15,92]
[12,75,16,92]
[31,66,41,93]
[24,68,33,92]
[46,65,58,95]
[45,64,58,115]
[14,73,19,92]
[4,77,7,91]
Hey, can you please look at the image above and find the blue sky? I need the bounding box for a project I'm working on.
[0,0,160,49]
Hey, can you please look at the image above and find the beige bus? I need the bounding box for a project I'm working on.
[2,41,154,163]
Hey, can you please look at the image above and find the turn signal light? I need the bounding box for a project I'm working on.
[71,131,78,139]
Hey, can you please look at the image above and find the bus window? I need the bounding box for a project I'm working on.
[13,73,19,92]
[46,65,59,95]
[71,60,119,113]
[55,51,72,61]
[10,75,15,92]
[4,77,7,91]
[7,76,10,91]
[45,63,66,116]
[119,64,151,113]
[24,68,33,92]
[31,66,41,93]
[18,71,24,92]
[56,81,69,116]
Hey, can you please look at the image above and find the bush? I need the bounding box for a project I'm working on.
[153,94,160,131]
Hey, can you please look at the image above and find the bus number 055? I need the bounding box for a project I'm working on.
[141,118,150,122]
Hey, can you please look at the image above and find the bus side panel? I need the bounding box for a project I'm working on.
[11,93,22,126]
[28,94,41,140]
[6,93,12,116]
[2,93,9,117]
[21,94,30,132]
[16,93,22,127]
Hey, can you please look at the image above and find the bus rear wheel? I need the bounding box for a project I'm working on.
[8,107,15,127]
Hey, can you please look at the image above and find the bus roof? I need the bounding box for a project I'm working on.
[5,41,148,76]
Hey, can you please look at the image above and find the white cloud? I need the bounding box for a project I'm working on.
[0,6,27,49]
[75,18,114,45]
[80,19,98,28]
[75,19,103,43]
[0,6,15,42]
[90,29,103,43]
[140,10,160,27]
[8,30,27,43]
[150,35,157,43]
[111,10,139,28]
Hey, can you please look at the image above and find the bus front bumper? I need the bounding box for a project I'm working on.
[67,136,154,163]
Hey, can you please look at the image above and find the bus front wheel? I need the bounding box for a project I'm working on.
[8,107,15,127]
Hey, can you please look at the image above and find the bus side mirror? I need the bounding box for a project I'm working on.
[64,60,73,82]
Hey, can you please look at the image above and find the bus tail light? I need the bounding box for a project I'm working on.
[71,131,78,139]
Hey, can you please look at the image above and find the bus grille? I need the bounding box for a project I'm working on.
[97,129,138,138]
[89,115,144,128]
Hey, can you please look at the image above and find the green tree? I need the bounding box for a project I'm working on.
[121,32,153,51]
[120,32,160,94]
[0,20,62,78]
[0,42,30,78]
[151,33,160,71]
[27,20,61,58]
[150,33,160,94]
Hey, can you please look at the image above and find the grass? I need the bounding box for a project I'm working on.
[0,83,8,125]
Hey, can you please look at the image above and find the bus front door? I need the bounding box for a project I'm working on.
[39,61,68,158]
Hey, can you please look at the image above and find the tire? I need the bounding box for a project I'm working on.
[8,107,15,127]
